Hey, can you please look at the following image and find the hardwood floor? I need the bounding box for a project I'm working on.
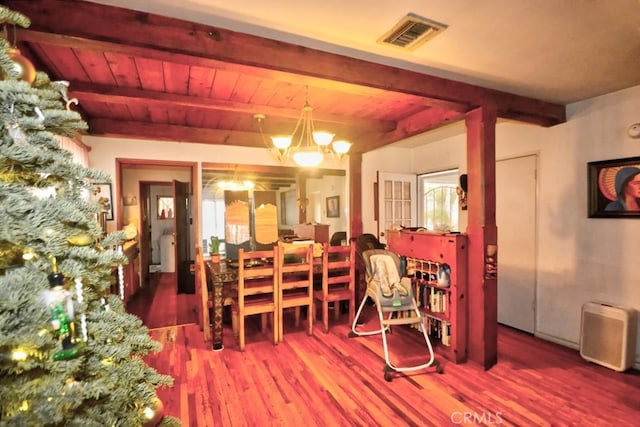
[139,299,640,426]
[127,272,198,328]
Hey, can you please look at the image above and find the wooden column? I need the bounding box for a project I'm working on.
[465,106,498,369]
[349,152,363,239]
[296,173,308,224]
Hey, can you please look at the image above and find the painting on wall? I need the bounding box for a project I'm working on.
[326,195,340,218]
[588,155,640,218]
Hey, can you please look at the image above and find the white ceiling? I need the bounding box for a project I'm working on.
[89,0,640,106]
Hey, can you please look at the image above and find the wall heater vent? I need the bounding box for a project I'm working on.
[580,302,637,372]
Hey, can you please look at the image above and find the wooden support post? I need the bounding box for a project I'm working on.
[296,173,308,224]
[349,152,363,239]
[465,106,498,369]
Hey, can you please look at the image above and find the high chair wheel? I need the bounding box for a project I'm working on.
[384,372,393,382]
[348,331,357,338]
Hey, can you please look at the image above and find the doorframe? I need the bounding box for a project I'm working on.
[115,159,199,287]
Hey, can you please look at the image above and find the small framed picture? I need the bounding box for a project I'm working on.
[92,183,113,221]
[588,156,640,218]
[326,195,340,218]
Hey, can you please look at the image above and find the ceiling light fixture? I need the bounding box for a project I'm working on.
[254,88,352,167]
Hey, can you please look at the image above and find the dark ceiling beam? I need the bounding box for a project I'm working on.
[359,108,466,152]
[9,0,565,125]
[16,28,459,116]
[90,119,386,156]
[88,119,264,147]
[68,81,395,133]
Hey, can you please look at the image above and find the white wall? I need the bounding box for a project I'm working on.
[361,85,640,365]
[85,137,282,236]
[85,136,350,239]
[306,175,349,237]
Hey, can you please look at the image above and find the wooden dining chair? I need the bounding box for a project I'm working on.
[313,242,356,333]
[230,247,279,351]
[277,242,314,341]
[194,246,211,341]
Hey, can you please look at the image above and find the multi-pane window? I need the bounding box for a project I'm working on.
[383,179,413,231]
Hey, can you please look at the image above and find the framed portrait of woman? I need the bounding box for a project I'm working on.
[588,156,640,218]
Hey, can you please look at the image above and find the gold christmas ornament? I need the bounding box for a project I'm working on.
[142,396,164,427]
[6,47,35,84]
[67,233,93,246]
[0,240,23,270]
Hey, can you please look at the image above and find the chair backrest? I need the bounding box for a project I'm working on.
[237,247,278,305]
[361,249,401,282]
[322,242,355,294]
[277,243,314,292]
[329,231,347,246]
[355,233,385,264]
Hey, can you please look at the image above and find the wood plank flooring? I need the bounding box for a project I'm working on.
[136,284,640,426]
[127,272,198,328]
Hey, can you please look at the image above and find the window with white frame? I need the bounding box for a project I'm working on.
[418,169,459,232]
[202,198,226,254]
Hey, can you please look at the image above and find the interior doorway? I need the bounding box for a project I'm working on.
[116,159,199,328]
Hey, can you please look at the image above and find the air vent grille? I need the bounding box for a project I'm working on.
[378,13,447,51]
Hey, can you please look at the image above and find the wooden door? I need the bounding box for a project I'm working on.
[174,180,192,293]
[496,155,537,333]
[139,183,151,286]
[377,171,416,244]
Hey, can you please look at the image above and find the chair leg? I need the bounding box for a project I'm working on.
[323,301,329,333]
[231,309,239,339]
[239,315,245,352]
[294,307,301,327]
[348,298,355,325]
[307,303,313,335]
[260,313,268,334]
[272,311,278,345]
[333,301,340,320]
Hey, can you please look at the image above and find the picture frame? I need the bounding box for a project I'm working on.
[92,183,113,221]
[326,195,340,218]
[588,156,640,218]
[157,196,174,219]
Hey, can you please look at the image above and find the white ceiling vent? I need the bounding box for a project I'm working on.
[378,13,447,51]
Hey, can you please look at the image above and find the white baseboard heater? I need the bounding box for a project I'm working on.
[580,302,637,372]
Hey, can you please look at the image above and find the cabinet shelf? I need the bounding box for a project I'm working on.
[387,230,467,364]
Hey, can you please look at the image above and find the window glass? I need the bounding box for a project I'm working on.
[418,169,459,232]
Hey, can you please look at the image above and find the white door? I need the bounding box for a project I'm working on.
[496,155,537,333]
[377,171,416,244]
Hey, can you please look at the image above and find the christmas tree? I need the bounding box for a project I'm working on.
[0,6,177,426]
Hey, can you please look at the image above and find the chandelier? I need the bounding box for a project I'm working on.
[254,90,352,167]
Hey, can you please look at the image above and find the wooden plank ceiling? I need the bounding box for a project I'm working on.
[6,0,566,154]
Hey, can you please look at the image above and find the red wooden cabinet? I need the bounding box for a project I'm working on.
[387,230,468,364]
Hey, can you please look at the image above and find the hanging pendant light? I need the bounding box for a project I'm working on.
[254,87,352,167]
